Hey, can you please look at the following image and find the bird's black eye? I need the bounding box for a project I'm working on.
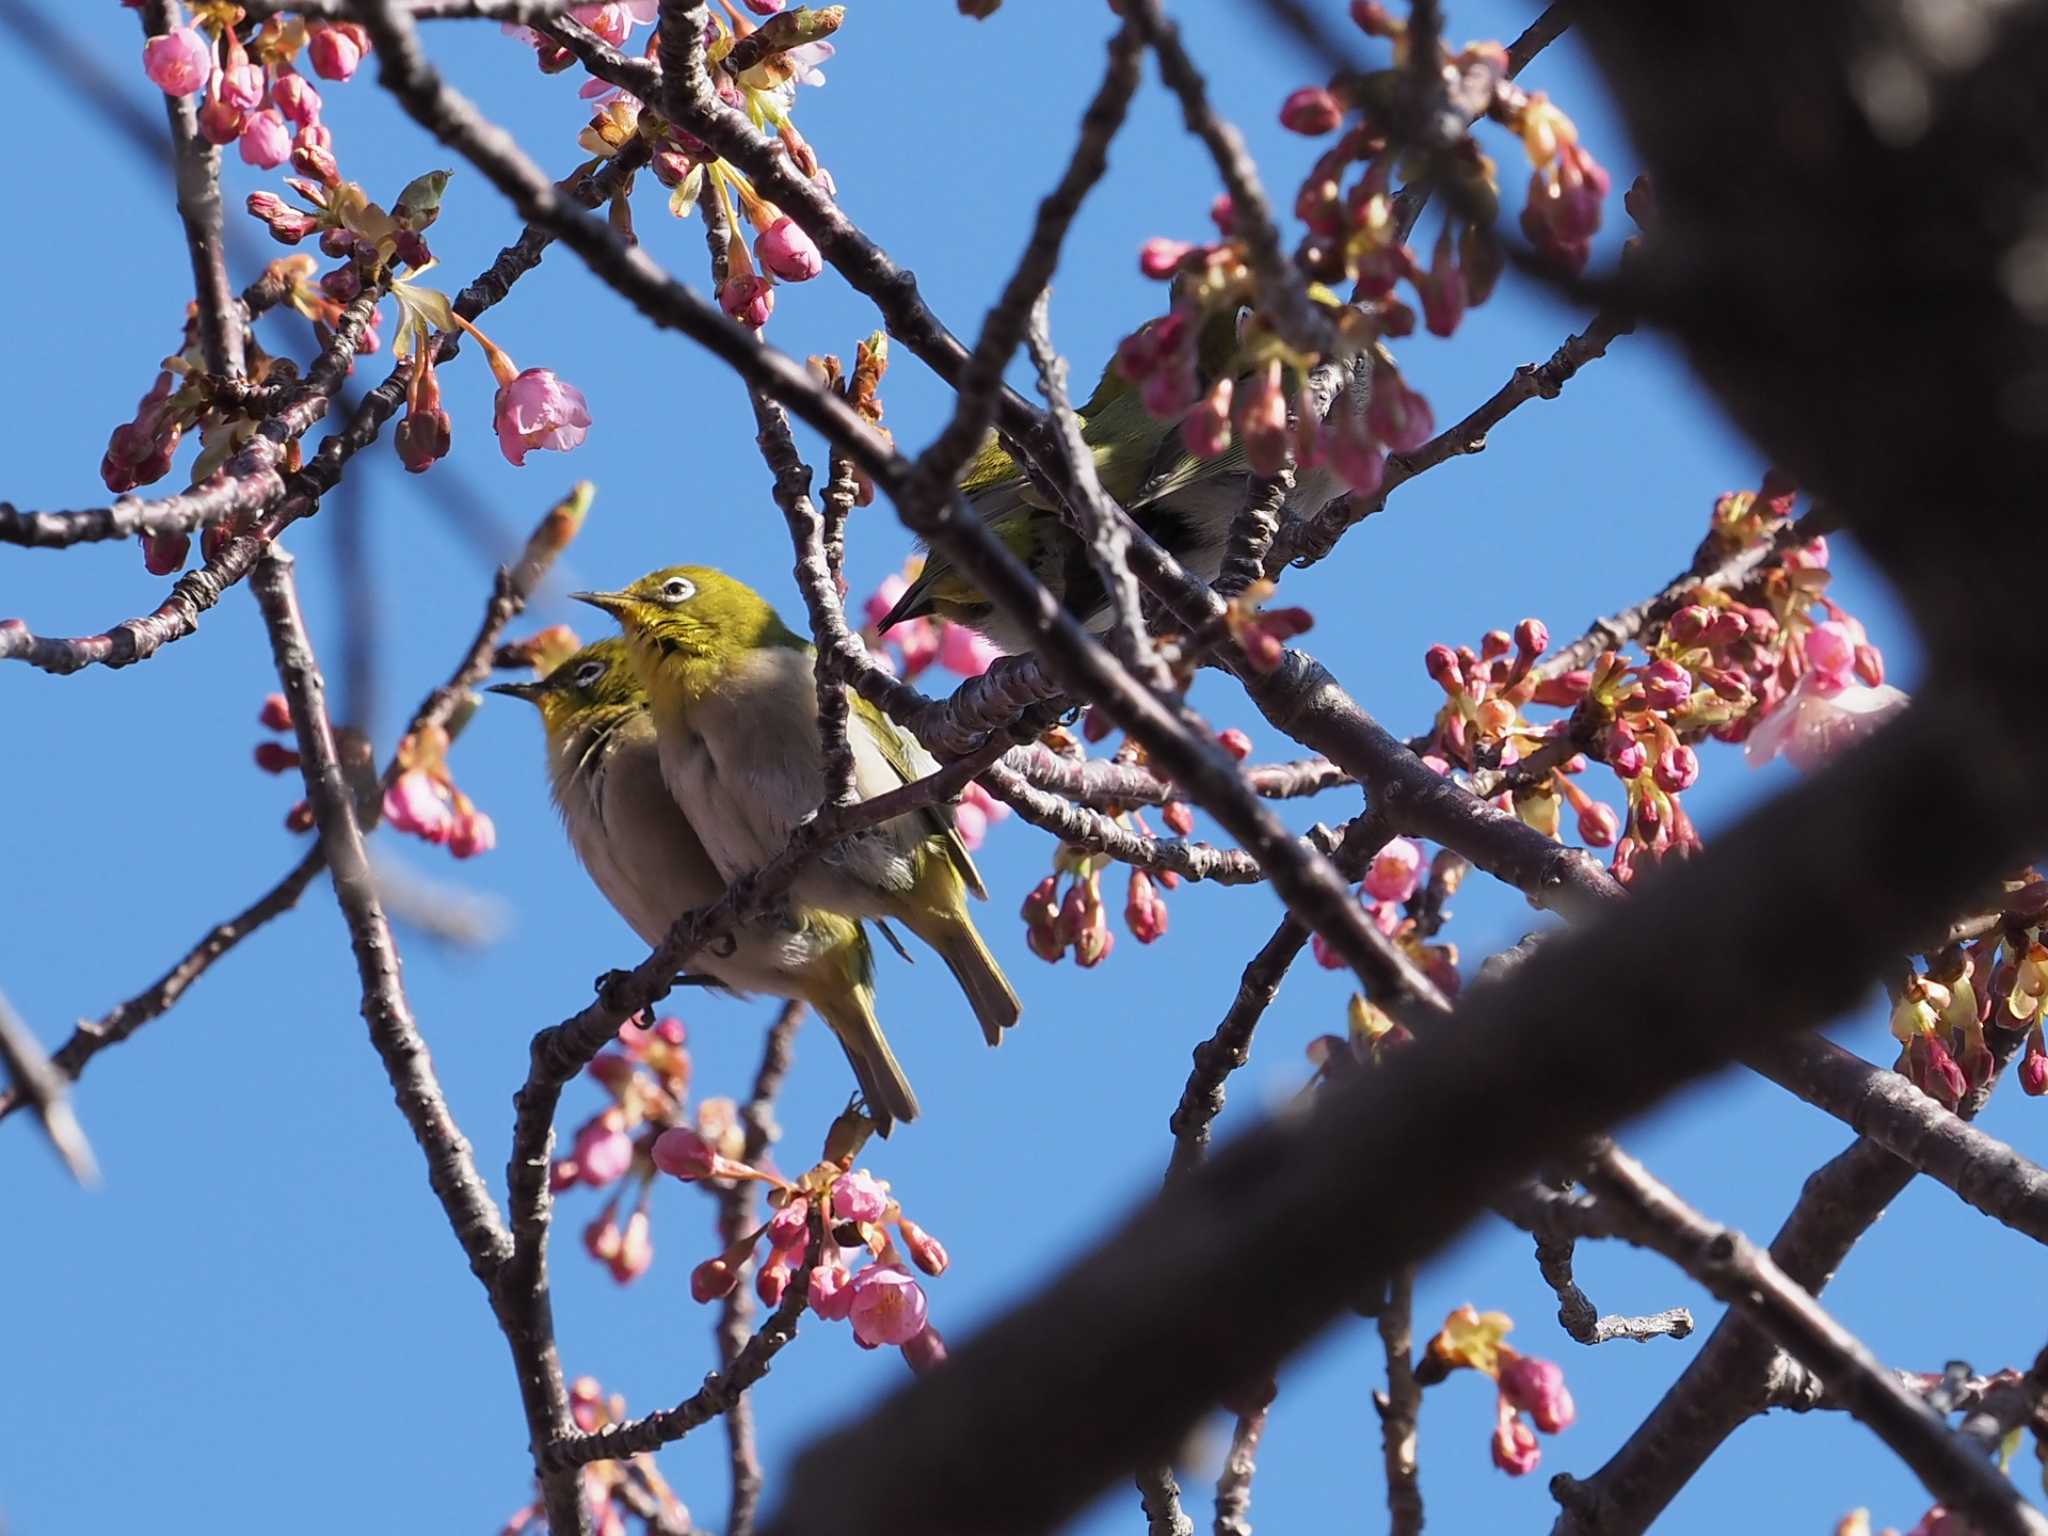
[660,576,697,604]
[573,661,606,688]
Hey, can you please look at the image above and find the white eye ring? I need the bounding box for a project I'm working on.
[660,576,697,604]
[573,660,607,688]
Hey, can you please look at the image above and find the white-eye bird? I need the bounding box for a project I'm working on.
[571,568,1022,1047]
[489,638,921,1132]
[874,313,1355,653]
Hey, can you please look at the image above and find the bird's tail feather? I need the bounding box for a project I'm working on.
[929,917,1021,1047]
[815,988,920,1136]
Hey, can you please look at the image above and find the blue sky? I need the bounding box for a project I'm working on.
[3,4,2040,1534]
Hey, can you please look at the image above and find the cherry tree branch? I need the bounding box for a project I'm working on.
[1583,1141,2048,1536]
[1375,1269,1423,1536]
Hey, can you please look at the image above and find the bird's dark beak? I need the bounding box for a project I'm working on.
[571,589,633,619]
[487,679,546,702]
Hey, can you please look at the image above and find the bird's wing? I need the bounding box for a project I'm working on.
[848,691,988,901]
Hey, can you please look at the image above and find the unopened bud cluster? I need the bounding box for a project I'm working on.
[1425,1304,1576,1477]
[654,1106,950,1369]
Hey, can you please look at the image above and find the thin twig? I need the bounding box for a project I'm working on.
[137,0,242,380]
[1211,1399,1269,1536]
[0,989,98,1185]
[1267,307,1634,574]
[1137,1466,1195,1536]
[1375,1269,1423,1536]
[1583,1141,2048,1536]
[1531,1230,1695,1346]
[717,1001,804,1536]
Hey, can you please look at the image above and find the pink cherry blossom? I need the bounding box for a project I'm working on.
[894,618,940,677]
[1744,673,1909,773]
[143,28,211,97]
[742,0,786,14]
[494,368,591,466]
[756,217,823,282]
[938,622,1002,676]
[384,769,454,844]
[610,1210,652,1283]
[449,809,496,859]
[953,799,988,852]
[1363,837,1423,904]
[238,110,291,169]
[865,574,908,627]
[847,1265,929,1347]
[219,57,265,113]
[571,3,633,47]
[831,1169,889,1223]
[1802,619,1856,688]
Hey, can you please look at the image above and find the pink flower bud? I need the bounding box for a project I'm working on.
[610,1210,653,1283]
[550,1158,580,1193]
[1514,618,1549,659]
[1639,658,1693,711]
[292,123,341,187]
[449,809,496,859]
[284,800,315,833]
[253,741,300,775]
[140,530,190,576]
[1163,801,1194,837]
[1139,237,1195,278]
[219,57,265,113]
[259,694,293,731]
[1424,644,1463,693]
[1186,378,1233,459]
[901,1321,948,1373]
[238,110,291,170]
[690,1256,738,1303]
[1073,920,1115,969]
[1209,193,1235,233]
[652,1127,718,1181]
[144,27,212,97]
[1021,874,1060,927]
[1234,362,1290,477]
[583,1212,622,1262]
[847,1265,930,1347]
[1124,869,1168,944]
[307,22,369,82]
[246,191,319,245]
[808,1261,855,1320]
[1279,86,1344,135]
[2021,1038,2048,1097]
[1576,801,1620,847]
[272,71,322,126]
[494,368,591,466]
[1364,838,1424,904]
[720,272,776,328]
[1491,1415,1542,1476]
[897,1217,950,1276]
[1652,744,1699,794]
[757,1259,790,1306]
[198,86,244,146]
[1417,225,1467,338]
[766,1196,810,1253]
[1605,724,1646,779]
[832,1169,889,1224]
[1217,727,1253,760]
[573,1115,634,1187]
[1499,1353,1575,1432]
[755,216,823,282]
[1366,366,1435,455]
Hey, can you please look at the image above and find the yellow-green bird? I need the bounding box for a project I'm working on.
[571,568,1021,1047]
[875,315,1356,653]
[489,638,922,1132]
